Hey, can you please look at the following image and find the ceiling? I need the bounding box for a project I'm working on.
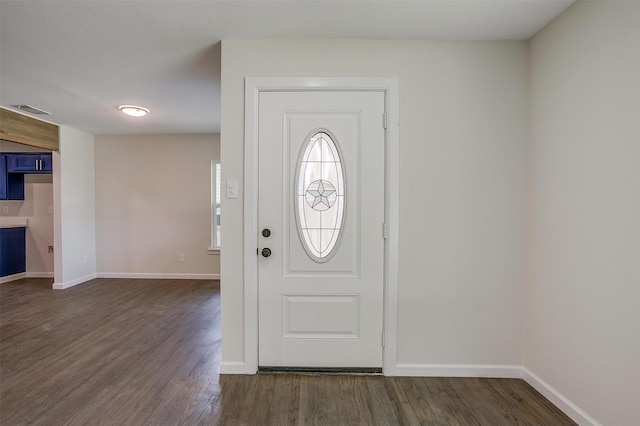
[0,0,574,135]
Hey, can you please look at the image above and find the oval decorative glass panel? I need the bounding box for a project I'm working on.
[295,130,346,262]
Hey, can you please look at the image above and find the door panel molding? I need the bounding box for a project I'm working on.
[283,294,360,339]
[243,77,399,375]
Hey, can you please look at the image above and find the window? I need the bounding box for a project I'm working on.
[294,130,345,262]
[210,162,221,252]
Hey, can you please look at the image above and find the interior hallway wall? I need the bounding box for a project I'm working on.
[54,125,97,288]
[525,2,640,425]
[95,134,220,277]
[220,39,528,371]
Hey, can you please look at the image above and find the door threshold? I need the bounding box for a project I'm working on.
[258,366,382,376]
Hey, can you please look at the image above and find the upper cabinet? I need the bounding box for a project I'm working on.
[0,154,25,200]
[0,155,6,200]
[0,152,51,200]
[7,153,52,173]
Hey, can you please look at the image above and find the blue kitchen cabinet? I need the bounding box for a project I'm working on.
[0,152,52,200]
[0,154,24,200]
[0,227,26,277]
[7,152,52,173]
[0,154,5,200]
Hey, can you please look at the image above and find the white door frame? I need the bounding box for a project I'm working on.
[243,77,399,375]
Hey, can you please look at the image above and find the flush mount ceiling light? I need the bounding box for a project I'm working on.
[118,105,149,117]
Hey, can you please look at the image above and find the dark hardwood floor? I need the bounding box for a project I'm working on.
[0,278,575,425]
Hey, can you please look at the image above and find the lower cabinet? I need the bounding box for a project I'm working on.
[0,227,26,277]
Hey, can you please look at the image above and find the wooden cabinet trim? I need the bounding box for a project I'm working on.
[0,108,59,151]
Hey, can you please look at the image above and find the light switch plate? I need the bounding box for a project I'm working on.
[226,180,239,199]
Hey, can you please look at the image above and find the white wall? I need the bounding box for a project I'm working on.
[94,134,220,278]
[220,40,528,370]
[54,125,97,287]
[0,141,54,276]
[525,2,640,425]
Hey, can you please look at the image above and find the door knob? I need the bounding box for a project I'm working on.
[262,228,271,238]
[261,248,272,258]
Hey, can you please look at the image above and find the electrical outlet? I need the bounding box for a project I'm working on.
[179,254,185,262]
[48,205,53,214]
[82,256,88,264]
[2,206,8,214]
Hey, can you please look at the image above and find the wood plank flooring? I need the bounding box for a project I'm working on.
[0,278,576,425]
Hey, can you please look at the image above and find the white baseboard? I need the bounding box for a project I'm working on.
[27,272,54,278]
[2,272,216,285]
[52,273,97,290]
[220,361,249,375]
[0,272,27,284]
[523,368,600,426]
[392,363,524,378]
[96,272,220,280]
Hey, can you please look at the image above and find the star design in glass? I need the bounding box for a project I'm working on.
[305,180,337,211]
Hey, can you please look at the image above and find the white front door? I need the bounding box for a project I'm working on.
[258,90,386,368]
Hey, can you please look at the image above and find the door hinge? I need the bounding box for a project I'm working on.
[382,222,388,239]
[383,113,388,129]
[382,331,386,348]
